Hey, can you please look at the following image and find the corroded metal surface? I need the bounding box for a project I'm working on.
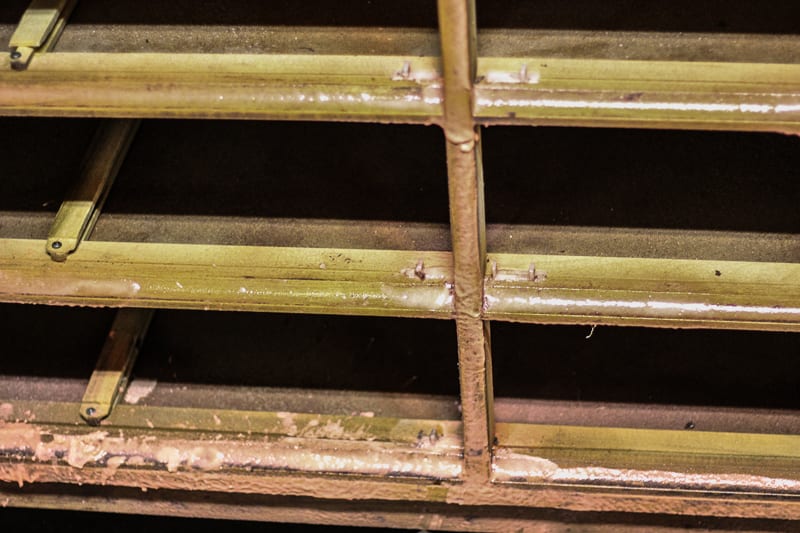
[438,0,494,485]
[2,0,800,528]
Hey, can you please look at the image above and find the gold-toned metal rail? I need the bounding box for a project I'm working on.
[2,38,799,132]
[484,253,800,332]
[475,57,800,133]
[0,53,443,123]
[0,239,454,318]
[3,0,800,527]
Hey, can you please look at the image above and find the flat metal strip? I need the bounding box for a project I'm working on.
[9,0,67,47]
[9,0,69,70]
[47,120,140,261]
[80,309,154,425]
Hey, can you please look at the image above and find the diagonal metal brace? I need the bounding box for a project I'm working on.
[47,119,140,261]
[9,0,74,70]
[80,309,154,426]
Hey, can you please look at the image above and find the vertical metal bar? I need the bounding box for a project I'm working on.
[437,0,494,483]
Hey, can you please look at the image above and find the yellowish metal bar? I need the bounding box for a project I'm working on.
[493,422,800,496]
[484,253,800,331]
[438,0,493,484]
[476,57,800,133]
[47,119,139,261]
[80,309,153,425]
[8,0,69,70]
[0,239,454,318]
[0,53,443,123]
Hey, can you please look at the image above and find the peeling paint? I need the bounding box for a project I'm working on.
[124,380,158,404]
[0,423,462,482]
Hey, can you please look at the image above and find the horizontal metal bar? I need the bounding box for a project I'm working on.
[5,399,800,518]
[494,399,800,435]
[6,374,800,436]
[1,50,798,132]
[484,253,800,331]
[3,238,800,329]
[494,421,800,494]
[476,57,800,133]
[0,212,454,251]
[478,30,800,64]
[4,211,798,262]
[2,486,783,532]
[0,53,443,123]
[0,239,454,317]
[0,402,462,488]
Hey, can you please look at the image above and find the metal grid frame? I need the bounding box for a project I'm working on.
[2,0,800,529]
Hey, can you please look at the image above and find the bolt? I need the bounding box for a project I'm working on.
[10,50,21,60]
[51,241,62,249]
[85,407,96,416]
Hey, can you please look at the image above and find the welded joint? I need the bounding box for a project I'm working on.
[391,60,441,82]
[482,64,541,85]
[9,0,70,70]
[47,119,140,261]
[487,259,547,284]
[80,309,154,426]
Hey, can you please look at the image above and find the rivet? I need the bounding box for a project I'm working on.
[10,51,21,60]
[51,241,62,249]
[85,407,96,416]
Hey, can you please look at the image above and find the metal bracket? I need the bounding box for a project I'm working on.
[47,119,140,261]
[9,0,74,70]
[80,309,154,426]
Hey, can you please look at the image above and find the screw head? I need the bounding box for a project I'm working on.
[10,51,21,60]
[85,407,96,416]
[51,241,62,249]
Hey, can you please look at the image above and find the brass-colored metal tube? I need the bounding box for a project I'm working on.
[437,0,493,484]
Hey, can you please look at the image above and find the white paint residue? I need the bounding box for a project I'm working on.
[124,380,158,405]
[476,97,792,115]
